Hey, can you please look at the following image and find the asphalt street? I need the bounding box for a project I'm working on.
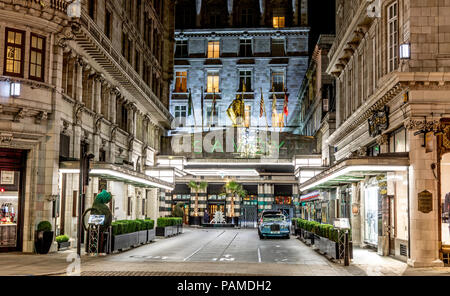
[106,228,328,265]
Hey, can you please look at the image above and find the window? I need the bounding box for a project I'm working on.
[271,71,285,92]
[175,40,188,58]
[134,50,140,74]
[273,9,285,28]
[207,41,220,59]
[88,0,96,20]
[389,128,408,153]
[271,38,285,56]
[241,8,254,27]
[239,70,252,91]
[29,34,45,81]
[239,39,253,57]
[105,9,112,39]
[387,1,398,72]
[367,143,380,157]
[207,72,219,93]
[4,28,25,77]
[122,33,131,63]
[175,71,187,93]
[174,105,187,126]
[207,105,219,127]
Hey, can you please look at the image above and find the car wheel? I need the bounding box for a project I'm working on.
[285,235,290,239]
[259,234,264,240]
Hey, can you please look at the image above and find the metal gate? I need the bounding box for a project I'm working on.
[240,206,258,228]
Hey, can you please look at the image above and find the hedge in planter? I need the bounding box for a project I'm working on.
[56,235,70,250]
[156,217,182,237]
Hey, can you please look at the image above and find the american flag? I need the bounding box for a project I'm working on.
[283,89,289,117]
[260,91,265,118]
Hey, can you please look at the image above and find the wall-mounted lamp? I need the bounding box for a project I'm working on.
[10,82,21,97]
[67,0,81,18]
[400,43,411,59]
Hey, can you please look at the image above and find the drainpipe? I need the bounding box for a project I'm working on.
[407,165,411,259]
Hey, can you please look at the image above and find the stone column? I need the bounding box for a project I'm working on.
[195,0,202,27]
[128,102,137,137]
[75,57,84,102]
[227,0,234,26]
[292,0,299,26]
[93,74,102,114]
[351,183,362,248]
[259,0,265,26]
[300,0,308,26]
[407,128,443,267]
[110,89,118,124]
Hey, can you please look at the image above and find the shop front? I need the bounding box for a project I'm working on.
[273,184,294,219]
[0,149,27,252]
[207,184,227,223]
[299,156,410,259]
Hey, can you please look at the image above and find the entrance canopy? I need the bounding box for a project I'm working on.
[299,156,409,192]
[59,162,174,191]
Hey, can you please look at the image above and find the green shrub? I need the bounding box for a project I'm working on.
[56,235,70,243]
[37,221,52,232]
[157,217,170,227]
[145,219,155,229]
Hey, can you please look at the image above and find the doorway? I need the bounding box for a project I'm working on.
[208,203,225,222]
[0,149,27,252]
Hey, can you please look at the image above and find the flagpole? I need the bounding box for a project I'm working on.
[201,86,204,133]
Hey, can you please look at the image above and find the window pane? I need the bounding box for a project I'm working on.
[15,32,22,44]
[8,31,14,43]
[395,129,406,152]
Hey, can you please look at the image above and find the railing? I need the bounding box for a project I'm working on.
[23,0,67,13]
[78,11,172,122]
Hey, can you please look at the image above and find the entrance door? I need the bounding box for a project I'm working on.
[241,205,258,228]
[208,203,225,222]
[388,195,396,255]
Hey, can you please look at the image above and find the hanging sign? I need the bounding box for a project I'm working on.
[418,190,433,214]
[368,106,389,137]
[88,215,105,225]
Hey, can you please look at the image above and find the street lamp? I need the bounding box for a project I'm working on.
[400,43,411,59]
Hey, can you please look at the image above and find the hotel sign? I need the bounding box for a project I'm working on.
[368,106,389,137]
[418,190,433,214]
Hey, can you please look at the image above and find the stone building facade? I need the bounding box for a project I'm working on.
[0,0,175,253]
[298,0,450,267]
[162,0,312,225]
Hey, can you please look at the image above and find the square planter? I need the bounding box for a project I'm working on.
[112,233,132,251]
[156,226,172,237]
[138,230,147,245]
[129,232,139,247]
[147,229,155,242]
[57,241,71,251]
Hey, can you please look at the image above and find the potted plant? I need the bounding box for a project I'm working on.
[56,235,70,251]
[188,181,208,226]
[156,217,172,237]
[145,219,155,243]
[136,220,148,245]
[35,221,54,254]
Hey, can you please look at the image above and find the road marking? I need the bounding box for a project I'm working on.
[183,230,225,262]
[257,248,261,263]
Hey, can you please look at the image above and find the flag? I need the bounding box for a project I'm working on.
[283,89,289,117]
[188,89,192,116]
[260,91,265,118]
[211,91,216,127]
[201,87,204,129]
[272,91,278,127]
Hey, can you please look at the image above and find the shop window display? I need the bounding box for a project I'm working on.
[441,153,450,245]
[0,171,19,248]
[365,185,379,246]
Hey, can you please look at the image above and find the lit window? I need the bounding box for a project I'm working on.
[273,16,285,28]
[271,71,285,92]
[29,34,45,81]
[207,72,219,93]
[10,82,20,97]
[207,41,220,59]
[175,71,187,93]
[4,28,25,77]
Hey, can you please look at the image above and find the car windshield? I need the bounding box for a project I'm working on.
[262,214,285,222]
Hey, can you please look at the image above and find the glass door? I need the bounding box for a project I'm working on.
[365,186,379,246]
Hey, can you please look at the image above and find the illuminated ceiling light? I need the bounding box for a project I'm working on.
[59,168,174,191]
[185,169,259,177]
[400,43,411,59]
[10,82,20,97]
[299,165,409,192]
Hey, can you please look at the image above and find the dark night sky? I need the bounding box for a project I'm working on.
[308,0,336,55]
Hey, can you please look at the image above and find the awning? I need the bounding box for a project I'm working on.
[300,191,321,202]
[59,161,174,191]
[299,156,409,192]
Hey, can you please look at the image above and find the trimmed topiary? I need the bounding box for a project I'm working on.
[56,235,70,243]
[37,221,52,232]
